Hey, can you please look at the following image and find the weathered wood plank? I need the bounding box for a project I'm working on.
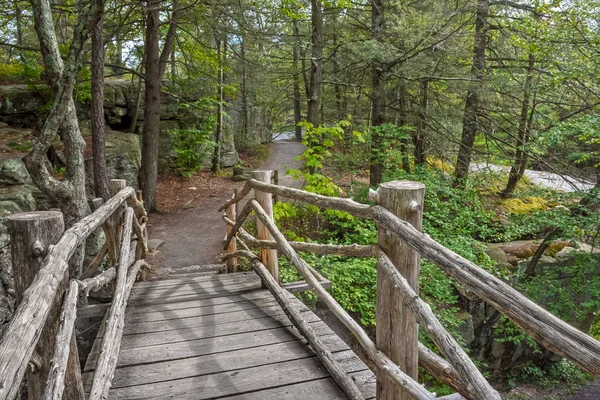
[100,304,294,336]
[133,271,257,289]
[125,290,272,313]
[124,298,279,324]
[100,310,318,351]
[87,339,317,389]
[128,287,264,306]
[216,378,348,400]
[108,357,333,399]
[128,281,262,302]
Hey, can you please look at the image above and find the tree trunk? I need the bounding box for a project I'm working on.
[141,0,161,212]
[307,0,323,127]
[502,53,536,198]
[453,0,489,186]
[140,0,180,212]
[292,20,303,140]
[395,81,411,172]
[369,0,385,187]
[241,34,250,144]
[113,31,123,76]
[414,79,428,165]
[212,37,224,172]
[91,0,110,201]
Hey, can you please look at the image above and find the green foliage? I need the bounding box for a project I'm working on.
[0,62,41,84]
[287,119,363,196]
[368,123,414,171]
[506,359,591,390]
[169,121,216,177]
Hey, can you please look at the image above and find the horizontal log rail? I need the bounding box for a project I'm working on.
[223,216,375,257]
[0,183,148,400]
[219,178,373,219]
[220,174,600,400]
[372,205,600,378]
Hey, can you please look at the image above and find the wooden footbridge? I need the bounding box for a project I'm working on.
[2,172,600,400]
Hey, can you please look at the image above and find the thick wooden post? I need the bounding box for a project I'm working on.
[8,211,85,400]
[374,181,425,400]
[225,193,238,273]
[252,170,279,282]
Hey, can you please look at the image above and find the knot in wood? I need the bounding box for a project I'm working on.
[28,352,43,373]
[408,200,421,214]
[31,240,46,259]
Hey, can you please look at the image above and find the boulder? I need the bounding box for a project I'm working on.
[221,150,239,167]
[111,106,128,118]
[0,186,35,213]
[105,131,142,189]
[114,86,128,107]
[0,158,31,185]
[0,85,52,127]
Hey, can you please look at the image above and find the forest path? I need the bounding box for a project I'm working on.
[147,139,304,271]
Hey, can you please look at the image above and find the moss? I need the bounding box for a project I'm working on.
[498,196,548,215]
[425,156,454,174]
[546,240,571,257]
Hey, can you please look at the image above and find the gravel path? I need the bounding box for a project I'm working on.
[147,139,305,270]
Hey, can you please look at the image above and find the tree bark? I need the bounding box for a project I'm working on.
[241,34,250,144]
[91,0,110,201]
[292,20,303,140]
[212,37,224,172]
[307,0,323,127]
[414,79,428,165]
[141,0,180,212]
[502,53,536,197]
[369,0,386,187]
[141,0,161,212]
[28,0,92,277]
[453,0,489,186]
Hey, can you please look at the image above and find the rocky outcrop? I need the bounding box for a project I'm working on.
[227,99,273,146]
[0,82,269,171]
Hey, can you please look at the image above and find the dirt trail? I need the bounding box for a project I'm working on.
[147,140,304,270]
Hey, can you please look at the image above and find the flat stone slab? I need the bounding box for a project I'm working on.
[147,239,165,251]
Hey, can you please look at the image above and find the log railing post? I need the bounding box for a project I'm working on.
[225,193,238,273]
[373,181,425,400]
[252,170,279,283]
[7,211,85,400]
[273,170,279,204]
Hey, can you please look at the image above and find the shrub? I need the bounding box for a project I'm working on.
[169,120,216,177]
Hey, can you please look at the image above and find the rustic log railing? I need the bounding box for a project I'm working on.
[220,171,600,400]
[0,179,148,400]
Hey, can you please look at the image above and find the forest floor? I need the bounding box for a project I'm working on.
[146,139,304,271]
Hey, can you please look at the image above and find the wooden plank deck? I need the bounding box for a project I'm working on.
[83,271,376,399]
